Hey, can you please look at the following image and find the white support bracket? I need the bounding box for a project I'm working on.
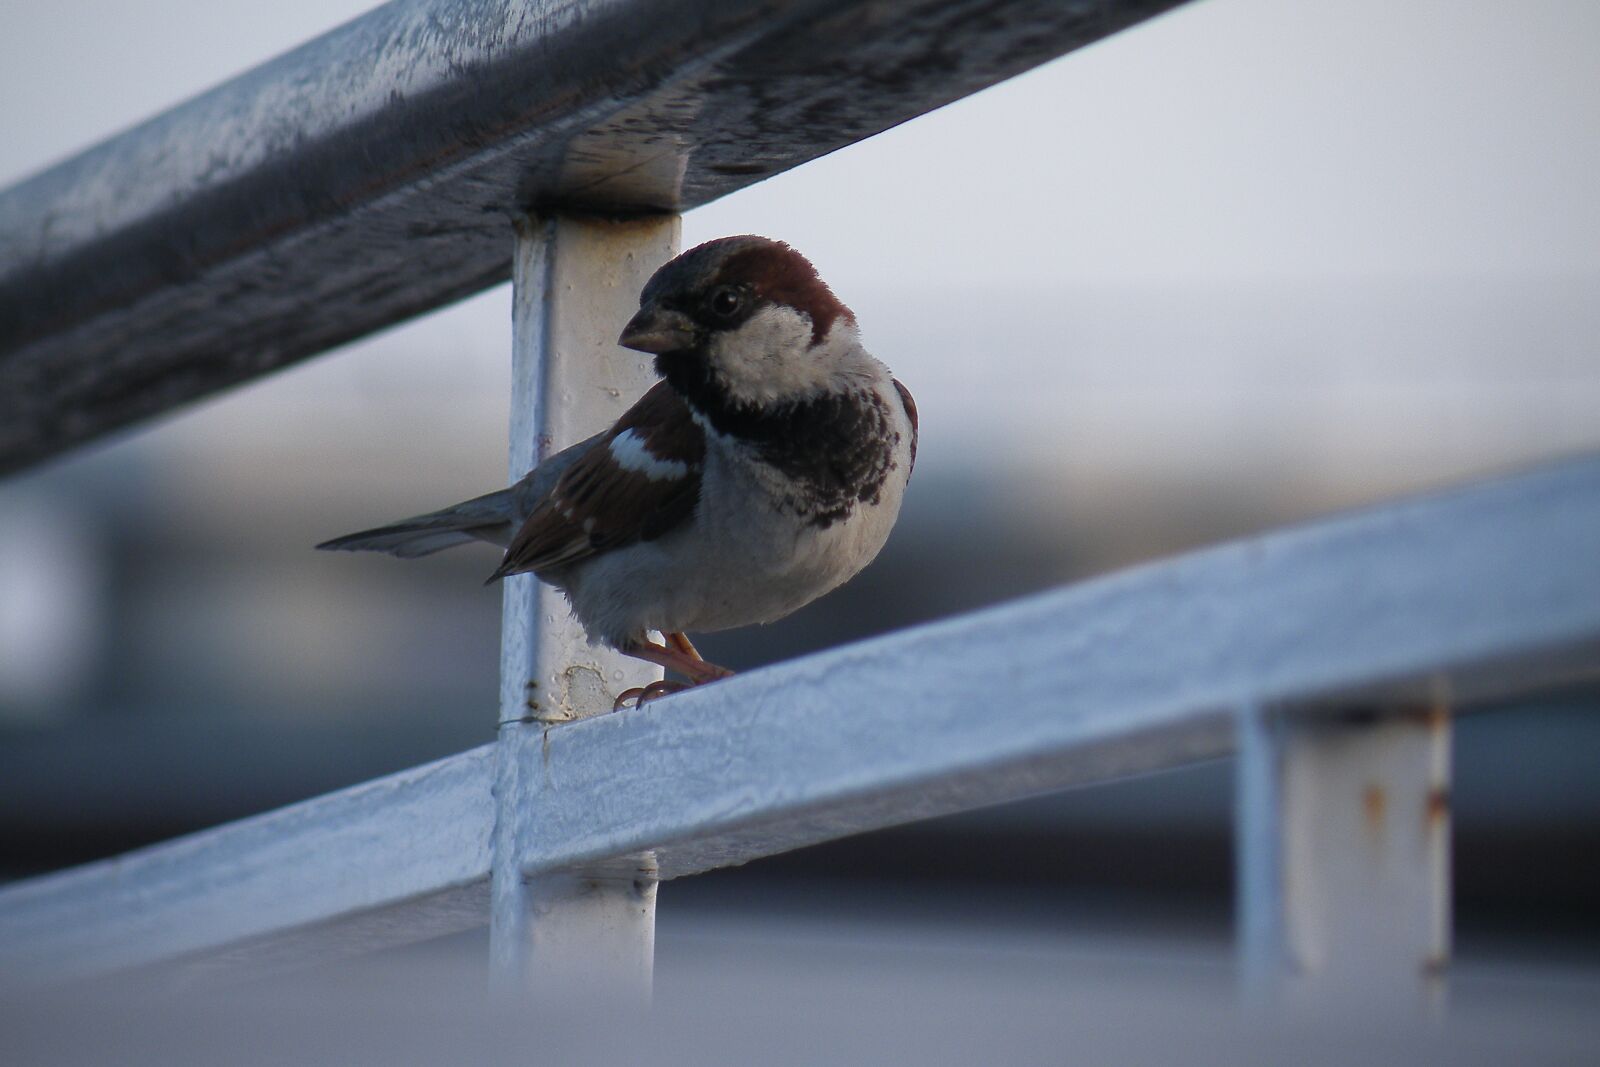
[490,213,681,999]
[1236,691,1451,1013]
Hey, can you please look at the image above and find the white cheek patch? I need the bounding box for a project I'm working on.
[710,305,825,404]
[609,429,690,481]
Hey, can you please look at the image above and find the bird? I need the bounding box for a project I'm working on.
[318,235,917,707]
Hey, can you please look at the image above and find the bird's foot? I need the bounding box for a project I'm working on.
[611,634,736,709]
[624,635,735,685]
[665,631,704,659]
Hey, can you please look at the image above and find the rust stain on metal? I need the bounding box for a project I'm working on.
[1426,786,1451,828]
[1425,699,1450,735]
[1362,783,1387,835]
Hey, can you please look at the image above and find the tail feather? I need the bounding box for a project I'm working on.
[316,524,496,559]
[316,488,514,559]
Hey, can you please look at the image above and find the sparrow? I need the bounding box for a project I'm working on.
[318,235,917,706]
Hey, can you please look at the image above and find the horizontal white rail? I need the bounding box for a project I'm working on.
[0,748,494,981]
[3,452,1598,983]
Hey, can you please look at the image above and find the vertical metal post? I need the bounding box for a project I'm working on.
[490,213,681,999]
[1234,699,1285,1004]
[1235,692,1451,1013]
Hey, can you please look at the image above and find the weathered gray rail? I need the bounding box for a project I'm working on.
[0,0,1182,474]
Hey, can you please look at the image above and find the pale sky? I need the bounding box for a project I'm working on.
[4,0,1599,286]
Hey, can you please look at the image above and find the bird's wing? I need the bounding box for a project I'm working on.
[488,381,705,581]
[892,377,918,477]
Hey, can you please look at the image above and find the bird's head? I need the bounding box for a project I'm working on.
[618,236,862,410]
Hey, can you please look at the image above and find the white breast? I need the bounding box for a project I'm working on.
[562,376,915,648]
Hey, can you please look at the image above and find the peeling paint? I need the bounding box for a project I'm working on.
[559,664,610,720]
[1362,783,1387,836]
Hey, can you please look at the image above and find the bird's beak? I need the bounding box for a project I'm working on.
[618,306,697,354]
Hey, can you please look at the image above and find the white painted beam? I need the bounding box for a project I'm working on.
[1236,699,1452,1012]
[501,453,1600,883]
[495,214,677,730]
[1,452,1597,985]
[0,746,495,984]
[491,214,679,997]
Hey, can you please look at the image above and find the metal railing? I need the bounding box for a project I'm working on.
[0,0,1184,474]
[2,0,1597,1013]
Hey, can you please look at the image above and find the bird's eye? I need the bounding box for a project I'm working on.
[707,286,744,320]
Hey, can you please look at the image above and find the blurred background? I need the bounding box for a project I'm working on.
[2,0,1598,987]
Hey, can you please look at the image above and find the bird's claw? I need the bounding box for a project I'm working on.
[613,678,692,711]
